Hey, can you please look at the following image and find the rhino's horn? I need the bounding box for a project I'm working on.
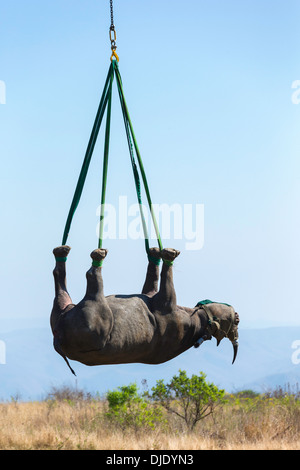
[232,341,238,365]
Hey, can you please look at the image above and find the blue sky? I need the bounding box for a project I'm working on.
[1,0,300,332]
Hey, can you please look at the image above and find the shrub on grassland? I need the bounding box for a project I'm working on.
[105,383,166,432]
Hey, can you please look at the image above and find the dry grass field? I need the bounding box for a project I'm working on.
[1,389,300,450]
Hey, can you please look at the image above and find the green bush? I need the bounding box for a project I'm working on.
[105,383,165,432]
[151,370,226,431]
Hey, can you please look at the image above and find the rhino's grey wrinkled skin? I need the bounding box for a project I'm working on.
[50,246,239,374]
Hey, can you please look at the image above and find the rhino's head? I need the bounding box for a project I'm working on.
[195,303,240,364]
[213,309,240,364]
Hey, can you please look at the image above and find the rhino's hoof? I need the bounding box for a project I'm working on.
[148,247,161,259]
[161,248,180,261]
[90,248,108,262]
[53,245,71,258]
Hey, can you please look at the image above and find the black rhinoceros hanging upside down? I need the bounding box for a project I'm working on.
[50,246,239,375]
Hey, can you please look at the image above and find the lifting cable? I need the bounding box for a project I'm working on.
[61,1,164,266]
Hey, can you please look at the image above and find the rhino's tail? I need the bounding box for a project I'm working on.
[53,336,76,376]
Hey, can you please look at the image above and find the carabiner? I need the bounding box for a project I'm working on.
[110,49,119,62]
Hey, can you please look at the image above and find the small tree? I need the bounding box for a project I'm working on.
[105,383,165,432]
[151,370,226,431]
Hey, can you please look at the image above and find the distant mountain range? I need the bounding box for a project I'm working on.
[1,320,300,401]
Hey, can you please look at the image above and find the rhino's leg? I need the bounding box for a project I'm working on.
[52,246,73,311]
[85,249,108,300]
[51,246,74,335]
[84,249,113,347]
[142,247,161,297]
[153,248,180,313]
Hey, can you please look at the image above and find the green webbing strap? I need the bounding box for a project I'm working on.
[147,255,161,266]
[98,62,114,252]
[62,63,114,246]
[92,260,103,267]
[114,63,163,255]
[61,60,163,264]
[114,65,151,254]
[55,257,67,263]
[163,259,174,267]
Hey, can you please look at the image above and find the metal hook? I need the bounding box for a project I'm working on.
[110,49,119,62]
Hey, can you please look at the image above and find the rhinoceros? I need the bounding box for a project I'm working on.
[50,246,239,375]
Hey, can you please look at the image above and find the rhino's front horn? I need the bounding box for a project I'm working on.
[232,340,238,364]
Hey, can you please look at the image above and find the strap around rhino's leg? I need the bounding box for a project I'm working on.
[142,247,161,296]
[85,249,108,299]
[52,246,73,311]
[153,249,180,313]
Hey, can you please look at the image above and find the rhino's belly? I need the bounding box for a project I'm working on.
[106,294,157,349]
[67,294,158,365]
